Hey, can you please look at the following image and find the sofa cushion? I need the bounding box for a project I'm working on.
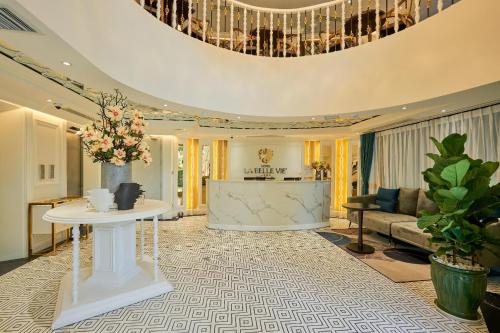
[416,189,439,217]
[376,188,400,213]
[363,211,417,235]
[391,222,436,251]
[397,188,419,216]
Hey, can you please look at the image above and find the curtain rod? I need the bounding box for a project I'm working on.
[373,101,500,134]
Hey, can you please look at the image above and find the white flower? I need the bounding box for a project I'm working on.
[106,106,123,122]
[124,136,137,147]
[100,135,113,151]
[116,126,128,136]
[111,156,125,166]
[113,148,126,159]
[132,110,143,118]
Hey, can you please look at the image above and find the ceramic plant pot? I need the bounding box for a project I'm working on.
[101,162,132,194]
[430,255,489,320]
[480,292,500,332]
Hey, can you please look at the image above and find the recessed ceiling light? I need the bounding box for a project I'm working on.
[311,117,316,120]
[163,104,168,107]
[441,109,447,113]
[402,106,407,110]
[237,116,241,119]
[61,61,71,66]
[46,99,52,102]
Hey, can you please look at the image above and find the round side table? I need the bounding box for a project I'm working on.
[342,202,380,254]
[43,199,172,329]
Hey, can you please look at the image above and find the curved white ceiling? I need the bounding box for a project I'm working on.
[12,0,500,119]
[237,0,327,9]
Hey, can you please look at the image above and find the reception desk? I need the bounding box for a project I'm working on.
[208,180,331,231]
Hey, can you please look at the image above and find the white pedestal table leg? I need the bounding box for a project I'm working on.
[72,225,80,304]
[153,216,159,281]
[140,219,144,261]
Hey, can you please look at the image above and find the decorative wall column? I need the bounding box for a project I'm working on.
[186,138,199,210]
[212,140,228,180]
[304,140,321,166]
[333,139,349,214]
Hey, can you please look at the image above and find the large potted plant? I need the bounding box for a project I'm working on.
[417,133,500,320]
[78,89,152,193]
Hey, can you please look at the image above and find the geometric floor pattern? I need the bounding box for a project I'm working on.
[0,216,497,333]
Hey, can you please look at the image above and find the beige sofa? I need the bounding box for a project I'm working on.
[347,189,500,269]
[346,188,438,251]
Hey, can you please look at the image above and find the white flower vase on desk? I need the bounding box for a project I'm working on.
[101,162,132,194]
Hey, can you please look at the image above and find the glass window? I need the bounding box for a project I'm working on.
[177,144,184,206]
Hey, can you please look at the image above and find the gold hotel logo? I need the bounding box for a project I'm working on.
[258,148,273,164]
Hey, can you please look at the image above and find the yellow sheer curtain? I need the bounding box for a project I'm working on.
[212,140,228,180]
[304,141,321,165]
[334,139,349,212]
[186,138,199,210]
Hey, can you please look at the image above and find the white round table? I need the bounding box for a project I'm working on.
[43,199,173,329]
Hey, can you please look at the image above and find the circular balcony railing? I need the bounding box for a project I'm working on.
[136,0,458,57]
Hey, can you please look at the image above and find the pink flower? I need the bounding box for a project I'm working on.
[116,126,128,136]
[131,118,145,133]
[106,106,123,122]
[132,110,143,118]
[140,151,152,165]
[111,156,125,166]
[100,135,113,151]
[124,136,137,147]
[82,129,97,142]
[113,148,126,159]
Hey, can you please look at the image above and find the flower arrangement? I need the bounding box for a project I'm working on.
[311,161,330,172]
[78,90,152,166]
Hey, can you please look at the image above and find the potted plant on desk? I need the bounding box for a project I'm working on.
[417,133,500,320]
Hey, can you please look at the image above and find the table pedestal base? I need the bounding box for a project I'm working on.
[346,243,375,254]
[52,257,173,329]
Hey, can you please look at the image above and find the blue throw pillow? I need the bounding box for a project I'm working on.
[376,187,400,213]
[376,199,397,213]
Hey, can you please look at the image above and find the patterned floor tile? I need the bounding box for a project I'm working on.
[0,216,496,333]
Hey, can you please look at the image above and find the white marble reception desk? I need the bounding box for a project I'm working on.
[208,180,331,231]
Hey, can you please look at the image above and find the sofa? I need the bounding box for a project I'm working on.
[347,189,500,269]
[346,188,439,251]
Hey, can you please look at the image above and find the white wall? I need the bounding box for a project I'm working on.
[27,111,67,201]
[228,138,303,180]
[0,108,28,261]
[16,0,500,118]
[0,108,68,261]
[133,137,162,200]
[83,154,100,193]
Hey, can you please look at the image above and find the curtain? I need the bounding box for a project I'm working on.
[360,132,375,195]
[304,141,321,166]
[212,140,228,180]
[370,104,500,191]
[186,138,199,209]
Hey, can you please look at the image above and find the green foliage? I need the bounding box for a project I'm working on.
[417,133,500,263]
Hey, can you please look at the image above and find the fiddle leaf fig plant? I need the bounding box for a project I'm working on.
[417,133,500,265]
